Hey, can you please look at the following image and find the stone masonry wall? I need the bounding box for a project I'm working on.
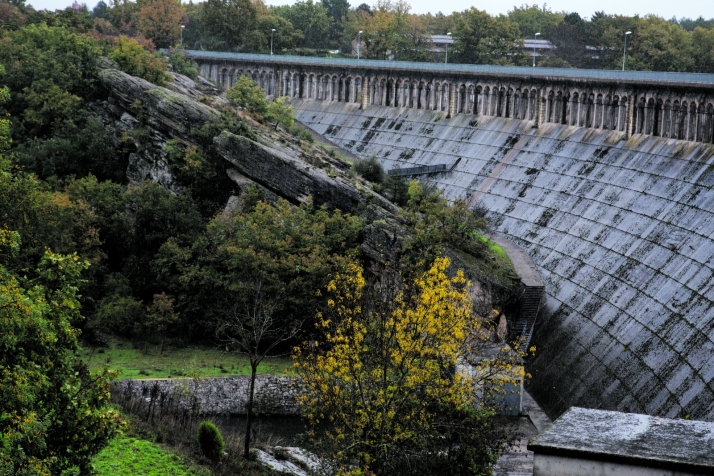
[114,375,303,415]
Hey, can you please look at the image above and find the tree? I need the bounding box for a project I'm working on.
[346,0,432,61]
[217,280,302,458]
[549,12,589,68]
[295,257,520,474]
[617,15,693,72]
[273,0,333,49]
[142,292,180,352]
[226,75,268,114]
[202,0,257,49]
[0,235,123,474]
[452,8,525,65]
[692,26,714,73]
[92,0,108,18]
[507,3,564,39]
[108,36,171,85]
[266,96,295,130]
[134,0,185,49]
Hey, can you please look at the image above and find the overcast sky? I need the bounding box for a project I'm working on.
[26,0,714,22]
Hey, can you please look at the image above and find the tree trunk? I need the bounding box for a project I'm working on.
[244,362,258,458]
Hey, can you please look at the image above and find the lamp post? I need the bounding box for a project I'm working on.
[357,30,362,59]
[445,32,452,64]
[533,32,540,67]
[622,31,632,71]
[180,24,185,48]
[271,28,276,55]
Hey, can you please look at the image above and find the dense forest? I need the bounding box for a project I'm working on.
[2,0,710,71]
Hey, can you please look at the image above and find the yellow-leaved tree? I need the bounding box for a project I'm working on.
[295,257,524,475]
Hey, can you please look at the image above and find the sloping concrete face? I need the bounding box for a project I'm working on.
[293,99,714,421]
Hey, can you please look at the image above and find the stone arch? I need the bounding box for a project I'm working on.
[520,88,529,119]
[636,97,646,133]
[672,99,687,139]
[546,90,555,122]
[466,85,475,114]
[503,87,514,117]
[570,92,580,126]
[457,84,466,113]
[663,99,672,137]
[697,102,706,142]
[706,103,714,143]
[480,86,490,116]
[221,68,229,88]
[418,80,427,109]
[688,101,697,141]
[386,78,395,106]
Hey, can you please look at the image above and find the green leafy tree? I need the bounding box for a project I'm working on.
[0,235,123,475]
[549,12,589,68]
[248,14,304,53]
[124,180,204,301]
[109,36,171,85]
[141,292,180,352]
[273,0,333,49]
[226,75,268,114]
[627,15,694,71]
[266,96,295,130]
[202,0,257,49]
[507,3,564,38]
[452,8,525,65]
[692,26,714,73]
[153,197,363,340]
[168,50,199,80]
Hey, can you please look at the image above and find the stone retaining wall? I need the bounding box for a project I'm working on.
[114,375,303,416]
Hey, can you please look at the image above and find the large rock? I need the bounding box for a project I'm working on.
[98,68,217,139]
[214,131,362,211]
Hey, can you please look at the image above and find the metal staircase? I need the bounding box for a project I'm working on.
[511,285,544,345]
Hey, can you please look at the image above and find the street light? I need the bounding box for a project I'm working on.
[445,32,452,64]
[180,24,185,48]
[271,28,276,55]
[622,31,632,71]
[357,30,363,59]
[533,32,540,67]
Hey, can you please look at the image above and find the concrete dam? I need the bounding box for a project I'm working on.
[187,52,714,422]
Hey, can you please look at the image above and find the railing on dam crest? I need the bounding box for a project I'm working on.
[185,50,714,145]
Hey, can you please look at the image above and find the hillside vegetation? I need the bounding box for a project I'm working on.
[0,10,525,475]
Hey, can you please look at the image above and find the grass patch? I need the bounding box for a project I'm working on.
[80,337,294,379]
[93,436,207,476]
[454,233,519,286]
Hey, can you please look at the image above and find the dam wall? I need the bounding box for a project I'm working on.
[292,99,714,421]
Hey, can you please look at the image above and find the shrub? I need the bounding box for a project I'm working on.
[168,51,198,80]
[226,75,268,115]
[289,124,314,142]
[109,36,171,85]
[197,421,224,462]
[352,155,385,183]
[265,96,294,130]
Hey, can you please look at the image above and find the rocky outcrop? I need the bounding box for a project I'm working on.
[98,68,217,140]
[215,131,361,211]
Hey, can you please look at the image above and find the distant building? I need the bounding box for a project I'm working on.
[523,38,557,61]
[528,407,714,475]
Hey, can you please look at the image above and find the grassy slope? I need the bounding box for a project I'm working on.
[80,338,294,379]
[454,233,519,287]
[93,436,208,476]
